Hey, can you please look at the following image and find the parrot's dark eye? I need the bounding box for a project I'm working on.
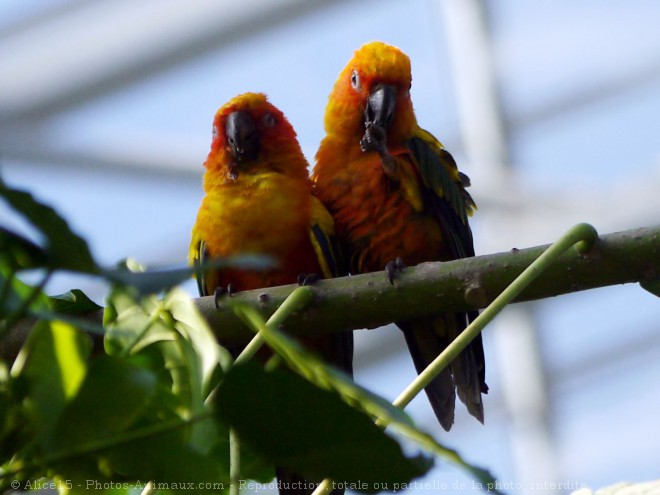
[351,70,360,89]
[262,113,276,128]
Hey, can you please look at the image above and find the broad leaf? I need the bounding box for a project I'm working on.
[640,279,660,298]
[0,179,97,274]
[206,415,274,484]
[52,355,158,449]
[0,364,19,465]
[104,429,229,494]
[49,289,102,315]
[216,363,432,492]
[104,285,231,462]
[162,288,232,400]
[10,320,91,449]
[234,305,414,427]
[0,227,48,270]
[233,304,500,490]
[104,287,228,408]
[0,264,50,320]
[103,256,274,296]
[50,360,227,493]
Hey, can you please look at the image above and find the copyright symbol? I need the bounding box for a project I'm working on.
[10,480,20,489]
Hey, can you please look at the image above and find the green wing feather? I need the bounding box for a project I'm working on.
[404,128,487,427]
[406,129,476,259]
[309,196,346,278]
[189,238,210,297]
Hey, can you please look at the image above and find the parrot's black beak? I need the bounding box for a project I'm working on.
[226,111,259,163]
[364,84,396,130]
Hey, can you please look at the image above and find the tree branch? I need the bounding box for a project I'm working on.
[2,226,658,360]
[202,225,658,344]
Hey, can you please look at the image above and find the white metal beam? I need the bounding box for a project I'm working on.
[0,0,342,122]
[439,0,559,490]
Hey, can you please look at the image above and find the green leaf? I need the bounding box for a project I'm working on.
[233,304,414,427]
[105,429,229,493]
[40,352,228,492]
[10,320,91,449]
[103,262,197,297]
[162,288,232,399]
[104,288,221,404]
[53,355,158,449]
[49,412,229,494]
[216,363,432,492]
[640,278,660,297]
[103,255,274,296]
[49,289,102,314]
[233,304,499,490]
[0,227,48,270]
[0,179,97,274]
[0,363,21,465]
[103,289,185,386]
[0,264,50,320]
[103,289,157,353]
[103,285,229,462]
[205,416,275,484]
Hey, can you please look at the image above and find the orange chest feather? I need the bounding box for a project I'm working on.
[315,143,445,272]
[194,172,320,288]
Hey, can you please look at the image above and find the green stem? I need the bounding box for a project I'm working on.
[312,223,598,495]
[140,481,156,495]
[229,428,241,495]
[233,286,314,365]
[391,222,598,410]
[234,333,265,365]
[313,479,334,495]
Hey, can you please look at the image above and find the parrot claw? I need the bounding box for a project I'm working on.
[213,284,234,308]
[297,273,321,286]
[385,257,405,284]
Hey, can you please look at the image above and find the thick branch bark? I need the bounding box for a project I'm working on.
[202,226,658,344]
[2,226,658,360]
